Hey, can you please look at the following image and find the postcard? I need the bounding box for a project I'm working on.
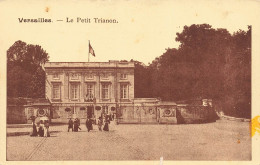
[0,0,259,164]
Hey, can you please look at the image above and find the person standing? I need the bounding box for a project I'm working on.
[86,117,92,132]
[74,119,79,132]
[97,117,103,131]
[109,113,112,121]
[111,113,114,121]
[68,118,74,132]
[76,118,81,130]
[103,118,109,131]
[105,114,111,124]
[38,120,44,137]
[30,117,37,137]
[46,120,50,137]
[90,117,93,130]
[36,121,40,134]
[44,120,50,137]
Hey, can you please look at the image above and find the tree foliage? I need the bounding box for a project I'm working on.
[7,40,49,98]
[134,24,251,118]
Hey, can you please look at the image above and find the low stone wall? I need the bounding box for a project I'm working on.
[117,105,159,124]
[117,104,217,124]
[176,105,219,124]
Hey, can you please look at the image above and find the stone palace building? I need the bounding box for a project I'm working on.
[44,61,135,123]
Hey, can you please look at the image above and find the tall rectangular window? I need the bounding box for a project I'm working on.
[70,83,79,99]
[86,84,94,99]
[102,84,109,99]
[120,84,128,99]
[52,84,60,99]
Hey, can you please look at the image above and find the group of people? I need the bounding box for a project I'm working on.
[68,118,81,132]
[68,114,112,132]
[29,114,113,137]
[97,116,110,131]
[30,119,50,137]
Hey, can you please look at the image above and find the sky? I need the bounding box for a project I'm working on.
[0,0,257,65]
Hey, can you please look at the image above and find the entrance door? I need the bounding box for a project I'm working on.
[87,106,94,118]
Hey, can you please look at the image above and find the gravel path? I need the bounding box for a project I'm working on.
[6,120,251,160]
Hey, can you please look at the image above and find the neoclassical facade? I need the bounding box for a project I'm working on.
[44,61,134,123]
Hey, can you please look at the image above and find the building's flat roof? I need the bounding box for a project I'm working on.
[44,61,134,69]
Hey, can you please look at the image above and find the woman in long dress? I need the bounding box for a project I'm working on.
[76,118,81,130]
[103,118,109,131]
[30,117,37,137]
[98,117,103,131]
[90,118,93,130]
[74,119,79,132]
[43,120,50,137]
[86,118,93,132]
[38,120,44,137]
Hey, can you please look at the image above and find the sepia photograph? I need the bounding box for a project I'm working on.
[0,0,259,164]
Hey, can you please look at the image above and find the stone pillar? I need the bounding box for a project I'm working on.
[80,72,84,102]
[111,72,115,102]
[64,72,69,101]
[96,72,100,102]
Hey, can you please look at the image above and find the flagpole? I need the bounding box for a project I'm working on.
[88,40,90,62]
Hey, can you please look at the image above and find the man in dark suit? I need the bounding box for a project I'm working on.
[68,118,74,132]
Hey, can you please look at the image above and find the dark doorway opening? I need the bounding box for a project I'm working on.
[87,106,94,118]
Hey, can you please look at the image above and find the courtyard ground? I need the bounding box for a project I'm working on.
[6,119,251,161]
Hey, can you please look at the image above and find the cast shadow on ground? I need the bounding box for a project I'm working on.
[7,131,61,137]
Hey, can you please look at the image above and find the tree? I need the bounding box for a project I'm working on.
[131,60,152,98]
[7,40,49,98]
[175,24,231,99]
[31,67,46,98]
[222,26,251,118]
[135,24,251,118]
[7,66,32,97]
